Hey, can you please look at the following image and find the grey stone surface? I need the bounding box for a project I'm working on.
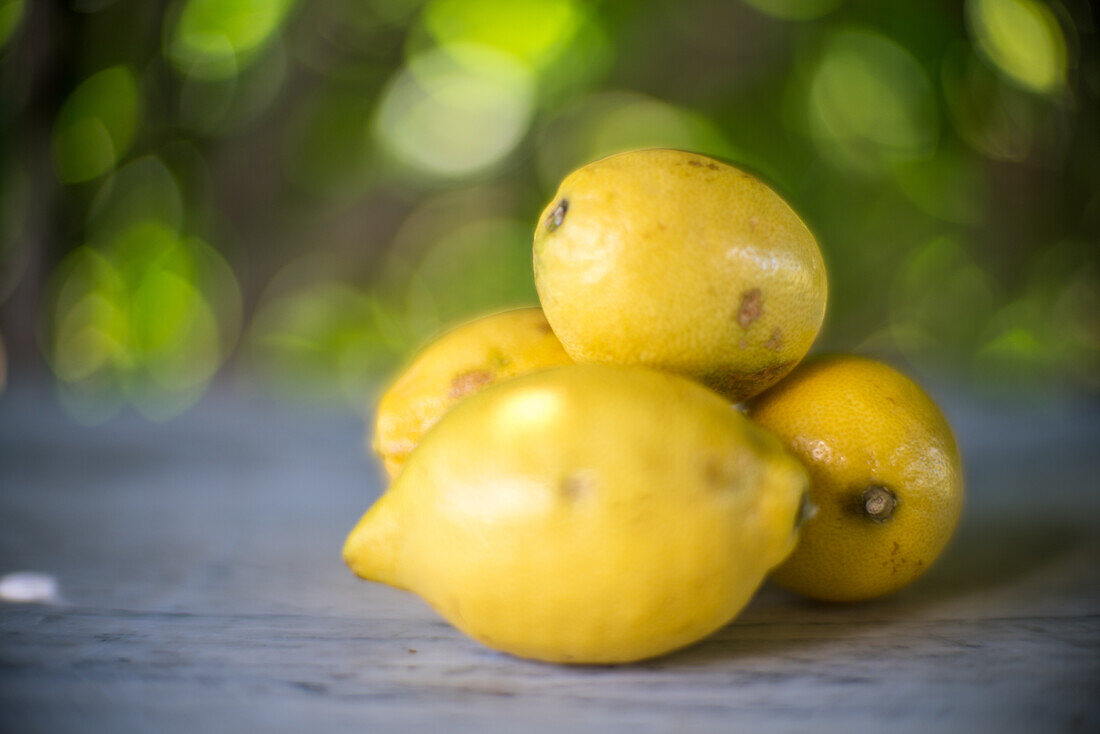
[1,382,1098,733]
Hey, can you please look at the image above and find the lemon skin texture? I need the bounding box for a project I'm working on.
[747,356,964,602]
[345,365,809,664]
[533,148,827,402]
[373,308,571,477]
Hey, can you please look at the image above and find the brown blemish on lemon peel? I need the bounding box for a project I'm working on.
[702,455,740,492]
[860,485,898,523]
[559,473,592,502]
[449,370,494,398]
[737,288,763,328]
[547,200,568,231]
[764,328,782,351]
[708,361,792,398]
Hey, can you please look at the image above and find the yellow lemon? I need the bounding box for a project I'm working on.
[345,365,809,664]
[533,148,827,402]
[372,308,571,477]
[747,355,964,601]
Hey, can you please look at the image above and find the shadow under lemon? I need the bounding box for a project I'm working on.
[643,506,1088,668]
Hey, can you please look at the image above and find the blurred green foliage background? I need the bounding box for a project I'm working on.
[0,0,1097,420]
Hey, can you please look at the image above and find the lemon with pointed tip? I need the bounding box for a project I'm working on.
[533,148,827,402]
[345,364,809,664]
[747,355,964,601]
[372,308,571,477]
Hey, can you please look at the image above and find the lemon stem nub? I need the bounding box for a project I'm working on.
[860,485,897,522]
[547,200,568,231]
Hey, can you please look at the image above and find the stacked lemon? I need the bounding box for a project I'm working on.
[344,149,963,663]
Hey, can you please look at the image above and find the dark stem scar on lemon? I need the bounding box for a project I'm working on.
[858,485,898,523]
[546,200,568,231]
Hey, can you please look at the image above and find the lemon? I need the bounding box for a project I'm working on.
[533,148,827,402]
[345,364,809,664]
[747,355,964,601]
[372,308,571,477]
